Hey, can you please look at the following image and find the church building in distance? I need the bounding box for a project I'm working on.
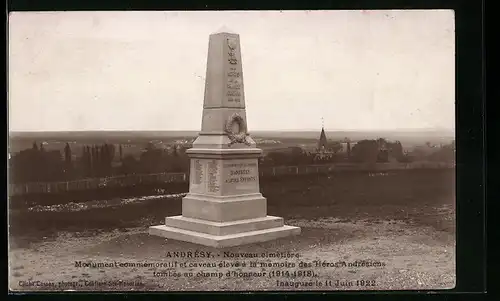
[312,126,340,161]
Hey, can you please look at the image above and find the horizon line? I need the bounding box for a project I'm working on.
[9,128,455,133]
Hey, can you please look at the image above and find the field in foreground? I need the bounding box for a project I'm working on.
[9,169,455,291]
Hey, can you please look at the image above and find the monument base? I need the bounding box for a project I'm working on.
[149,216,300,248]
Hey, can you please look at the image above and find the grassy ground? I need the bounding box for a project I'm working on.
[8,169,455,291]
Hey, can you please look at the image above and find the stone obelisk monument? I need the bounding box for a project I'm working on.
[149,28,300,248]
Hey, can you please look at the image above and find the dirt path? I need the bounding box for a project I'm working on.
[9,218,455,292]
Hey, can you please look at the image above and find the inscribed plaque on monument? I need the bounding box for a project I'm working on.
[193,159,203,185]
[222,159,259,195]
[189,159,205,193]
[206,160,221,194]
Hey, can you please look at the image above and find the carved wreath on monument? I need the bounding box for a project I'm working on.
[224,113,251,146]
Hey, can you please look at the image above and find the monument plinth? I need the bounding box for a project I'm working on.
[149,30,300,248]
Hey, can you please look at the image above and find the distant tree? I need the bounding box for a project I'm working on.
[177,145,188,156]
[95,145,100,173]
[64,143,72,178]
[85,146,92,176]
[64,143,72,165]
[10,146,65,183]
[398,153,414,163]
[139,143,164,173]
[121,155,138,175]
[410,142,442,162]
[9,150,33,183]
[351,140,379,163]
[146,142,155,152]
[271,147,295,165]
[109,144,115,163]
[29,142,41,180]
[427,141,455,163]
[377,149,389,163]
[38,143,48,179]
[343,138,352,159]
[168,145,187,172]
[376,138,387,147]
[44,150,64,181]
[103,143,115,176]
[99,144,107,176]
[327,141,343,154]
[171,145,178,157]
[388,141,404,161]
[288,147,302,156]
[91,146,97,176]
[119,144,123,161]
[79,146,89,178]
[175,146,190,172]
[266,151,289,166]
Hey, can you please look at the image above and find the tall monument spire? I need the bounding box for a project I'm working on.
[149,30,300,248]
[194,30,253,148]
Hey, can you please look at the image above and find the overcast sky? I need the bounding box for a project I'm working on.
[9,10,455,132]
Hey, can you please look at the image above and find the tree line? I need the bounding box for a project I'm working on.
[8,142,190,184]
[261,138,455,167]
[8,138,455,184]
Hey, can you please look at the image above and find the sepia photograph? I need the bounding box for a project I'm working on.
[8,10,456,291]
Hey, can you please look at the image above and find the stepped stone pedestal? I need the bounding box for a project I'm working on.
[149,29,300,248]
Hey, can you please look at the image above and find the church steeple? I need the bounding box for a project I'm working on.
[318,117,327,150]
